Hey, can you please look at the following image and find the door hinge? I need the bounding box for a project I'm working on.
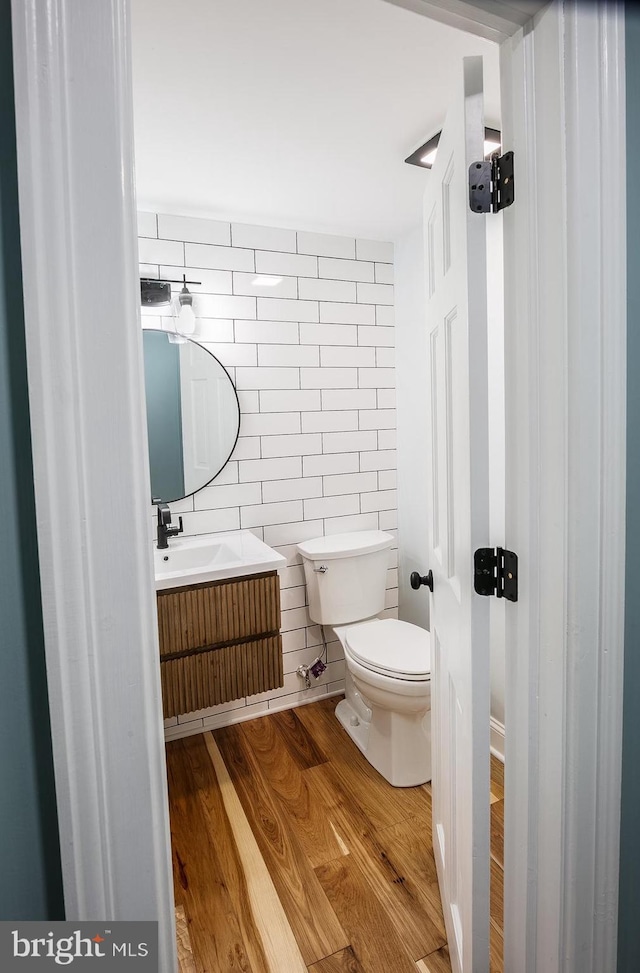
[468,151,515,214]
[474,547,518,602]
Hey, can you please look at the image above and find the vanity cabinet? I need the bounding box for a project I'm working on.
[157,571,283,719]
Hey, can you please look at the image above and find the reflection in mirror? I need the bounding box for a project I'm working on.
[142,329,240,503]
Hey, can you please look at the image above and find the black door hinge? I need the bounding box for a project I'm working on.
[474,547,518,602]
[468,151,515,214]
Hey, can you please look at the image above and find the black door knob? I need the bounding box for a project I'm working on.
[410,570,434,592]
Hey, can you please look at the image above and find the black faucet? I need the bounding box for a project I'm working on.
[156,501,184,550]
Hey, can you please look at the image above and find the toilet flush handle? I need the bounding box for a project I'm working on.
[314,564,329,573]
[410,570,434,592]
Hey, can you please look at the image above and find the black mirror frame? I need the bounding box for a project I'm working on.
[142,327,241,504]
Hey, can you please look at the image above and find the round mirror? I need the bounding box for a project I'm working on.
[142,329,240,503]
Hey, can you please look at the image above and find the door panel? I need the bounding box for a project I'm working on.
[424,55,491,973]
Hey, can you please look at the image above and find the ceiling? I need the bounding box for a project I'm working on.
[131,0,500,242]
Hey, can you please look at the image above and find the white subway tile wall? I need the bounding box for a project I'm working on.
[138,212,397,739]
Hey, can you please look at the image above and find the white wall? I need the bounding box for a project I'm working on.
[137,212,399,740]
[394,217,505,747]
[395,223,430,631]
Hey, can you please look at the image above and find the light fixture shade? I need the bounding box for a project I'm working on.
[405,127,501,170]
[177,301,196,336]
[176,278,197,336]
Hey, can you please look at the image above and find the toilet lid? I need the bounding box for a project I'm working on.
[345,618,430,680]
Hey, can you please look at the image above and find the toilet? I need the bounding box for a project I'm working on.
[297,530,431,787]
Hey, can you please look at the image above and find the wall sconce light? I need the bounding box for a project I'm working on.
[177,277,196,336]
[140,275,201,339]
[405,127,501,170]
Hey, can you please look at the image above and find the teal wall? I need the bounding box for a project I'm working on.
[143,329,185,502]
[619,4,640,969]
[0,0,64,919]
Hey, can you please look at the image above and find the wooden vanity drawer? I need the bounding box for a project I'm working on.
[157,570,283,719]
[156,571,280,658]
[160,635,283,719]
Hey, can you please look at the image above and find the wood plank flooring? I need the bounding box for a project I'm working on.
[167,696,505,973]
[489,755,505,970]
[176,906,197,973]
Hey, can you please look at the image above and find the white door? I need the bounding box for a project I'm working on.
[425,55,491,973]
[179,341,228,494]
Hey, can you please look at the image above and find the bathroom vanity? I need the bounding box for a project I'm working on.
[153,531,286,719]
[141,334,288,721]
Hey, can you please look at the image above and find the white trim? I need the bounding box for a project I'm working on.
[380,0,546,43]
[10,1,176,969]
[501,2,626,971]
[490,718,505,763]
[561,5,625,969]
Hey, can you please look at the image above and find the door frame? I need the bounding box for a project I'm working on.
[500,3,626,970]
[9,2,176,971]
[9,2,625,972]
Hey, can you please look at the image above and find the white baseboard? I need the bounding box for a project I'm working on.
[490,716,505,763]
[266,686,345,718]
[164,682,346,743]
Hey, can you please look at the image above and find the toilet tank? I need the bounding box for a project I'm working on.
[297,530,394,625]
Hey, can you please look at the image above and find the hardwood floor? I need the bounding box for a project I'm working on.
[176,906,197,973]
[489,755,505,971]
[166,697,505,973]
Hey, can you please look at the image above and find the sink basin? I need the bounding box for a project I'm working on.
[153,530,286,590]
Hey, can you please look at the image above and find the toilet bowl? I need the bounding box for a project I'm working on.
[297,531,432,787]
[333,617,431,787]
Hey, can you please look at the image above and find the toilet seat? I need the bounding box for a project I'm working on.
[345,618,430,682]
